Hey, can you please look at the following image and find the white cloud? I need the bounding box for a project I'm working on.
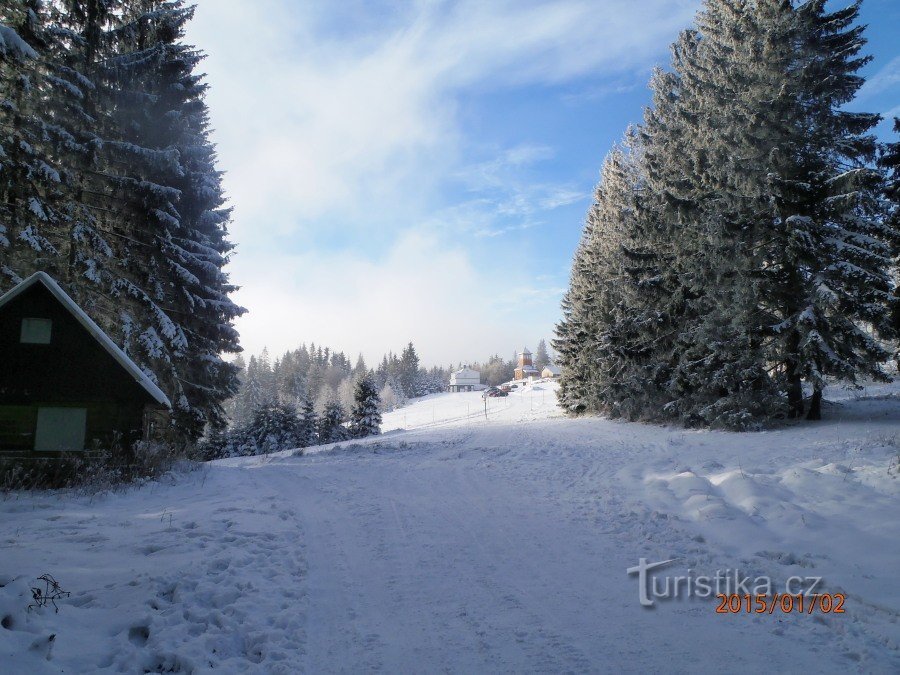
[186,0,699,362]
[228,230,564,365]
[190,0,696,239]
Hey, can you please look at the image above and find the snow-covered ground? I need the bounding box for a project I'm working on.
[381,379,561,432]
[2,381,899,673]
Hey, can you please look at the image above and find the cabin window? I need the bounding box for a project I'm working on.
[20,318,52,344]
[33,407,87,452]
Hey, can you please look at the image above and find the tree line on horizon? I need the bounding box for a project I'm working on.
[208,337,557,457]
[201,371,384,460]
[224,341,444,430]
[225,337,556,428]
[555,0,900,429]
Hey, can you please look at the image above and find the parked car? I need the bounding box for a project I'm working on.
[489,390,508,397]
[499,385,512,392]
[482,387,500,399]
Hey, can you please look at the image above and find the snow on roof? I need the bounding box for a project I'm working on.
[542,364,561,375]
[0,272,171,408]
[452,366,480,375]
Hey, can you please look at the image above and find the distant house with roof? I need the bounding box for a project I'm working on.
[0,272,170,459]
[514,348,540,381]
[541,364,561,378]
[449,366,481,392]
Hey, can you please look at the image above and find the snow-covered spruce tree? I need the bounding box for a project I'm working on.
[0,3,112,292]
[0,9,47,281]
[297,396,318,448]
[657,0,895,424]
[350,373,382,438]
[637,2,792,427]
[763,0,895,420]
[398,342,421,397]
[231,355,270,427]
[317,401,348,444]
[534,339,550,371]
[242,402,303,455]
[558,0,894,427]
[555,134,674,419]
[554,163,614,415]
[880,118,900,357]
[96,1,244,438]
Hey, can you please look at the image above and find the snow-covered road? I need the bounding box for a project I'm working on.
[271,435,821,673]
[2,383,899,672]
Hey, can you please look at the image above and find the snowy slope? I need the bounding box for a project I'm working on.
[1,382,899,673]
[380,380,561,432]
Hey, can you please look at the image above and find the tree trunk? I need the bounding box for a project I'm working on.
[785,329,804,419]
[806,388,822,421]
[786,364,804,419]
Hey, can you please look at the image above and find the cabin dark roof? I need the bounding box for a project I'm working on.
[0,272,171,408]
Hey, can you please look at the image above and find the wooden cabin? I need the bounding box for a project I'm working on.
[0,272,170,458]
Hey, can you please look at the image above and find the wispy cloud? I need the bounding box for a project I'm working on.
[186,0,698,361]
[190,0,695,244]
[448,144,588,238]
[562,77,644,104]
[858,56,900,100]
[228,230,565,365]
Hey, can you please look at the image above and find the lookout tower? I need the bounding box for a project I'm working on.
[514,347,539,381]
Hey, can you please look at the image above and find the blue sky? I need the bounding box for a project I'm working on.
[186,0,900,367]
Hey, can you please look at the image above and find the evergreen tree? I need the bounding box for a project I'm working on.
[224,355,247,424]
[352,353,368,380]
[534,339,551,371]
[350,373,382,438]
[555,138,671,419]
[767,0,893,419]
[556,0,895,427]
[0,6,56,283]
[639,3,787,426]
[317,400,348,444]
[398,341,420,397]
[880,118,900,357]
[243,402,303,454]
[0,2,117,297]
[297,396,318,448]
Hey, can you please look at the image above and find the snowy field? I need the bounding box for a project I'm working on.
[1,381,899,673]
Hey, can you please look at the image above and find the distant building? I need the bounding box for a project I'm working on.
[449,366,481,392]
[541,364,561,378]
[514,347,540,381]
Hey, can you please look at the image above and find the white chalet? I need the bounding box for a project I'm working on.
[449,366,481,392]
